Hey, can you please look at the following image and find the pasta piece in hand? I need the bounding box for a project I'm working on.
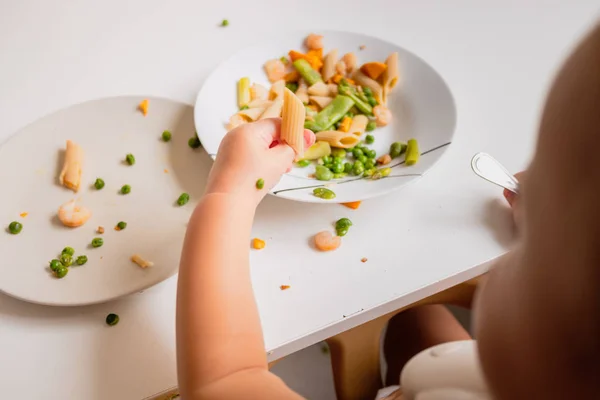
[281,88,306,158]
[59,140,83,192]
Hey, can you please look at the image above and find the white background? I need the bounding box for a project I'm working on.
[0,1,598,399]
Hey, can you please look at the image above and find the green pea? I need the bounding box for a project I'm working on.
[344,162,353,173]
[390,142,407,158]
[256,178,265,190]
[365,134,375,144]
[125,153,135,166]
[352,162,365,176]
[106,313,119,326]
[362,87,373,97]
[91,237,104,248]
[62,247,75,256]
[358,155,368,164]
[366,149,377,159]
[49,259,62,272]
[55,266,68,279]
[121,185,131,194]
[324,163,333,171]
[352,148,364,158]
[333,156,344,164]
[177,193,190,206]
[8,221,22,234]
[331,148,346,158]
[220,19,229,27]
[313,187,336,200]
[331,162,345,173]
[161,130,172,142]
[365,159,375,169]
[60,253,72,267]
[366,121,377,132]
[296,159,311,168]
[285,82,299,93]
[345,111,355,119]
[239,105,250,110]
[332,173,347,179]
[76,255,88,266]
[117,221,127,230]
[188,137,201,149]
[315,165,333,181]
[322,155,333,164]
[336,227,348,237]
[94,178,105,190]
[335,218,353,230]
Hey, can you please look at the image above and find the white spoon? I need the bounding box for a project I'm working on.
[471,152,519,194]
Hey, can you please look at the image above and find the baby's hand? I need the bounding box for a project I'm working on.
[205,118,315,206]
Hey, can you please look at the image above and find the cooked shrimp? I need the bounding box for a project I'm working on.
[314,231,341,252]
[335,60,347,76]
[305,33,323,50]
[58,199,91,228]
[226,115,248,131]
[342,52,357,73]
[264,59,286,83]
[377,154,392,165]
[373,104,392,126]
[250,83,268,100]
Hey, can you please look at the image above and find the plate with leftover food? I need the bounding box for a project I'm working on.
[0,97,211,306]
[194,30,456,203]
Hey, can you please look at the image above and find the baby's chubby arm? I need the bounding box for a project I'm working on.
[176,119,314,399]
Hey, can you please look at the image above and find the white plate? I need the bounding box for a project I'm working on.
[194,30,456,203]
[0,97,213,306]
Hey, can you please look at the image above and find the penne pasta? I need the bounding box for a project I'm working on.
[247,99,273,108]
[321,49,338,82]
[315,130,361,149]
[226,115,248,131]
[131,254,154,269]
[59,140,83,192]
[307,81,331,97]
[295,79,309,104]
[382,52,400,103]
[353,70,384,103]
[309,96,333,110]
[348,115,369,136]
[342,52,357,73]
[269,80,285,100]
[281,88,306,158]
[250,83,268,100]
[237,107,266,121]
[328,83,339,96]
[237,77,251,107]
[260,98,284,119]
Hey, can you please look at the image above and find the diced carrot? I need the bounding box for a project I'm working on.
[307,48,323,60]
[284,70,300,82]
[280,285,291,291]
[138,99,149,116]
[338,116,352,133]
[289,50,305,62]
[360,62,387,80]
[341,201,361,210]
[306,104,318,111]
[19,212,28,218]
[288,50,323,71]
[345,78,355,85]
[252,238,266,250]
[332,74,343,84]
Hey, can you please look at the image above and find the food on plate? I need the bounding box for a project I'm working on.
[177,193,190,206]
[60,253,73,267]
[373,104,392,126]
[382,52,400,102]
[139,99,149,116]
[264,60,286,83]
[106,313,119,326]
[8,221,22,234]
[125,153,135,166]
[304,95,354,132]
[335,217,353,237]
[255,178,265,190]
[342,53,357,73]
[131,254,153,268]
[55,266,68,278]
[280,285,291,290]
[94,178,105,190]
[120,184,131,195]
[313,187,336,199]
[188,136,201,149]
[62,247,75,256]
[91,237,104,248]
[365,134,375,144]
[296,159,311,168]
[305,33,323,50]
[405,139,420,165]
[349,115,369,136]
[58,199,91,228]
[76,255,88,265]
[252,238,266,250]
[314,231,341,251]
[389,142,407,158]
[315,130,360,149]
[115,221,127,231]
[59,140,83,192]
[377,154,391,165]
[322,49,338,82]
[49,259,61,271]
[361,257,368,262]
[341,201,361,209]
[97,226,105,234]
[360,62,387,80]
[281,88,306,157]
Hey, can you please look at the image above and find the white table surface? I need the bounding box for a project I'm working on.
[0,1,598,399]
